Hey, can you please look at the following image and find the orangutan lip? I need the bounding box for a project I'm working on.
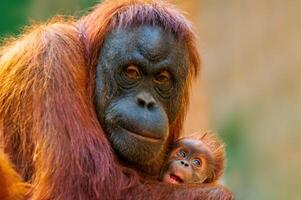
[170,174,184,183]
[121,127,161,142]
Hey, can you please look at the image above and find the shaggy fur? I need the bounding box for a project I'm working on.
[0,152,31,200]
[0,0,233,199]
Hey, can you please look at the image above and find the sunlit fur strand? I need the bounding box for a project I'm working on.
[0,152,31,200]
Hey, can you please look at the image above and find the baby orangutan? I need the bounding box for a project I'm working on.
[160,131,225,184]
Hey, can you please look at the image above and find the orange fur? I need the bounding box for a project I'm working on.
[0,1,234,199]
[0,152,31,200]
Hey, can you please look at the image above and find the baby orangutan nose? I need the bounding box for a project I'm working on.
[180,160,189,167]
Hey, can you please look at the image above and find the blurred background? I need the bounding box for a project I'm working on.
[0,0,300,199]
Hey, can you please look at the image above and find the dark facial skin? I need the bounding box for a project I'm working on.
[94,25,189,173]
[160,139,213,184]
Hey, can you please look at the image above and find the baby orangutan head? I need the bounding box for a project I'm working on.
[160,131,225,184]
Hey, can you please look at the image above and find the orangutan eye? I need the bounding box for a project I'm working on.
[179,150,187,158]
[192,159,202,166]
[154,70,171,85]
[124,65,141,80]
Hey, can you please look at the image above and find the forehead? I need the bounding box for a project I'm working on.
[176,139,208,154]
[101,25,188,68]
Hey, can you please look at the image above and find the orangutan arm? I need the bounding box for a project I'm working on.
[119,169,234,200]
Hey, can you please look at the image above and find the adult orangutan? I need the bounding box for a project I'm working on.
[0,0,233,199]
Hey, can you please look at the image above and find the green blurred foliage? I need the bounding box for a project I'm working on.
[218,114,253,199]
[0,0,97,37]
[0,0,30,37]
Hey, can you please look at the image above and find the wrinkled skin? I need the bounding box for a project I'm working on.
[94,25,189,174]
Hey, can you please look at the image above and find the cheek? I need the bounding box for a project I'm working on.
[165,81,187,123]
[164,95,182,123]
[94,63,118,122]
[192,170,208,183]
[160,160,174,175]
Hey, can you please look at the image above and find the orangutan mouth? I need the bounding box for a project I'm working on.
[170,174,184,183]
[121,127,161,143]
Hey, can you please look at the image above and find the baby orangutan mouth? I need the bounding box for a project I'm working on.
[169,174,184,184]
[163,171,185,184]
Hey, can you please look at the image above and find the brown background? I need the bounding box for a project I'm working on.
[174,1,301,199]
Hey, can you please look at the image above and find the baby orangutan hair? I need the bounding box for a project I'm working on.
[160,130,225,184]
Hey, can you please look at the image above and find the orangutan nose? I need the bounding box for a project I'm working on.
[136,92,156,110]
[180,160,189,167]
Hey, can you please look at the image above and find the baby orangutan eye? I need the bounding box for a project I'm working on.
[179,150,187,158]
[192,159,202,166]
[125,65,141,80]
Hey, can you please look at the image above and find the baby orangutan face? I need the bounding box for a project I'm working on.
[160,138,213,184]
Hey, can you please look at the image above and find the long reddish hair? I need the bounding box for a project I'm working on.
[0,1,236,200]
